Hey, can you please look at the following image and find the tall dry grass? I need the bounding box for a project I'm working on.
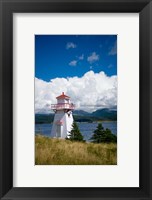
[35,135,117,165]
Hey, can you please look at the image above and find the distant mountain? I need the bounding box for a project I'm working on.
[73,108,117,121]
[91,108,117,121]
[73,110,90,116]
[35,108,117,124]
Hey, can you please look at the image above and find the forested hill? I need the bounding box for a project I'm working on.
[35,108,117,124]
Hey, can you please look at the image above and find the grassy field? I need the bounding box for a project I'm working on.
[35,135,117,165]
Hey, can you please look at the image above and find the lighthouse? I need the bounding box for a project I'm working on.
[51,92,75,138]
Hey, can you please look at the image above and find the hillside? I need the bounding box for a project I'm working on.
[91,108,117,120]
[35,108,117,124]
[35,135,117,165]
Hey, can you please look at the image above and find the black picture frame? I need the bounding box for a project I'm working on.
[0,0,152,199]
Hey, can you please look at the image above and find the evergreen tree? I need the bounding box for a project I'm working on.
[90,123,117,143]
[103,128,117,143]
[67,122,84,142]
[90,123,105,143]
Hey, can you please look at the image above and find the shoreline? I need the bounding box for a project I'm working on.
[35,120,117,125]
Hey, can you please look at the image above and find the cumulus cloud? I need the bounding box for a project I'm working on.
[35,71,117,114]
[66,42,77,49]
[109,41,117,55]
[69,60,77,66]
[87,52,99,64]
[108,64,113,68]
[78,54,84,60]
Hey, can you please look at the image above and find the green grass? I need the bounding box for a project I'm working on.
[35,135,117,165]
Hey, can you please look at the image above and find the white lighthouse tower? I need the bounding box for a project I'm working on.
[51,92,75,138]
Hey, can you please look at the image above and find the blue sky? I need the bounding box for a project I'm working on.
[35,35,117,81]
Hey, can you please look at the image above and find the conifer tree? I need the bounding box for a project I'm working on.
[90,123,117,143]
[67,122,84,142]
[90,123,105,143]
[104,128,117,143]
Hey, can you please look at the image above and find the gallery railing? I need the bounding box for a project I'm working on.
[51,103,75,110]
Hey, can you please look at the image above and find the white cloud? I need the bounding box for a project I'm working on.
[78,54,84,60]
[87,52,99,64]
[66,42,77,49]
[35,71,117,114]
[69,60,77,66]
[108,64,113,68]
[109,41,117,55]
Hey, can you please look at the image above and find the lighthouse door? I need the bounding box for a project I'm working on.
[56,124,61,138]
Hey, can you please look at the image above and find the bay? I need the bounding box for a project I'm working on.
[35,121,117,141]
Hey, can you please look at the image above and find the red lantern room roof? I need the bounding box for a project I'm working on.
[56,92,70,99]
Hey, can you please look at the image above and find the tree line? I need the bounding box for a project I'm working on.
[66,122,117,143]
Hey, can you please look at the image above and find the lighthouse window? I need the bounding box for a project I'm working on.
[56,125,61,138]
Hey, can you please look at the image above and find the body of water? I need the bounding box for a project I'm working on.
[35,121,117,141]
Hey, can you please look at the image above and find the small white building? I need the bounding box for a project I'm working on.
[51,92,75,138]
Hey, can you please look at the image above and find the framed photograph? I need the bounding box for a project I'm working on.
[0,0,152,199]
[35,34,117,166]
